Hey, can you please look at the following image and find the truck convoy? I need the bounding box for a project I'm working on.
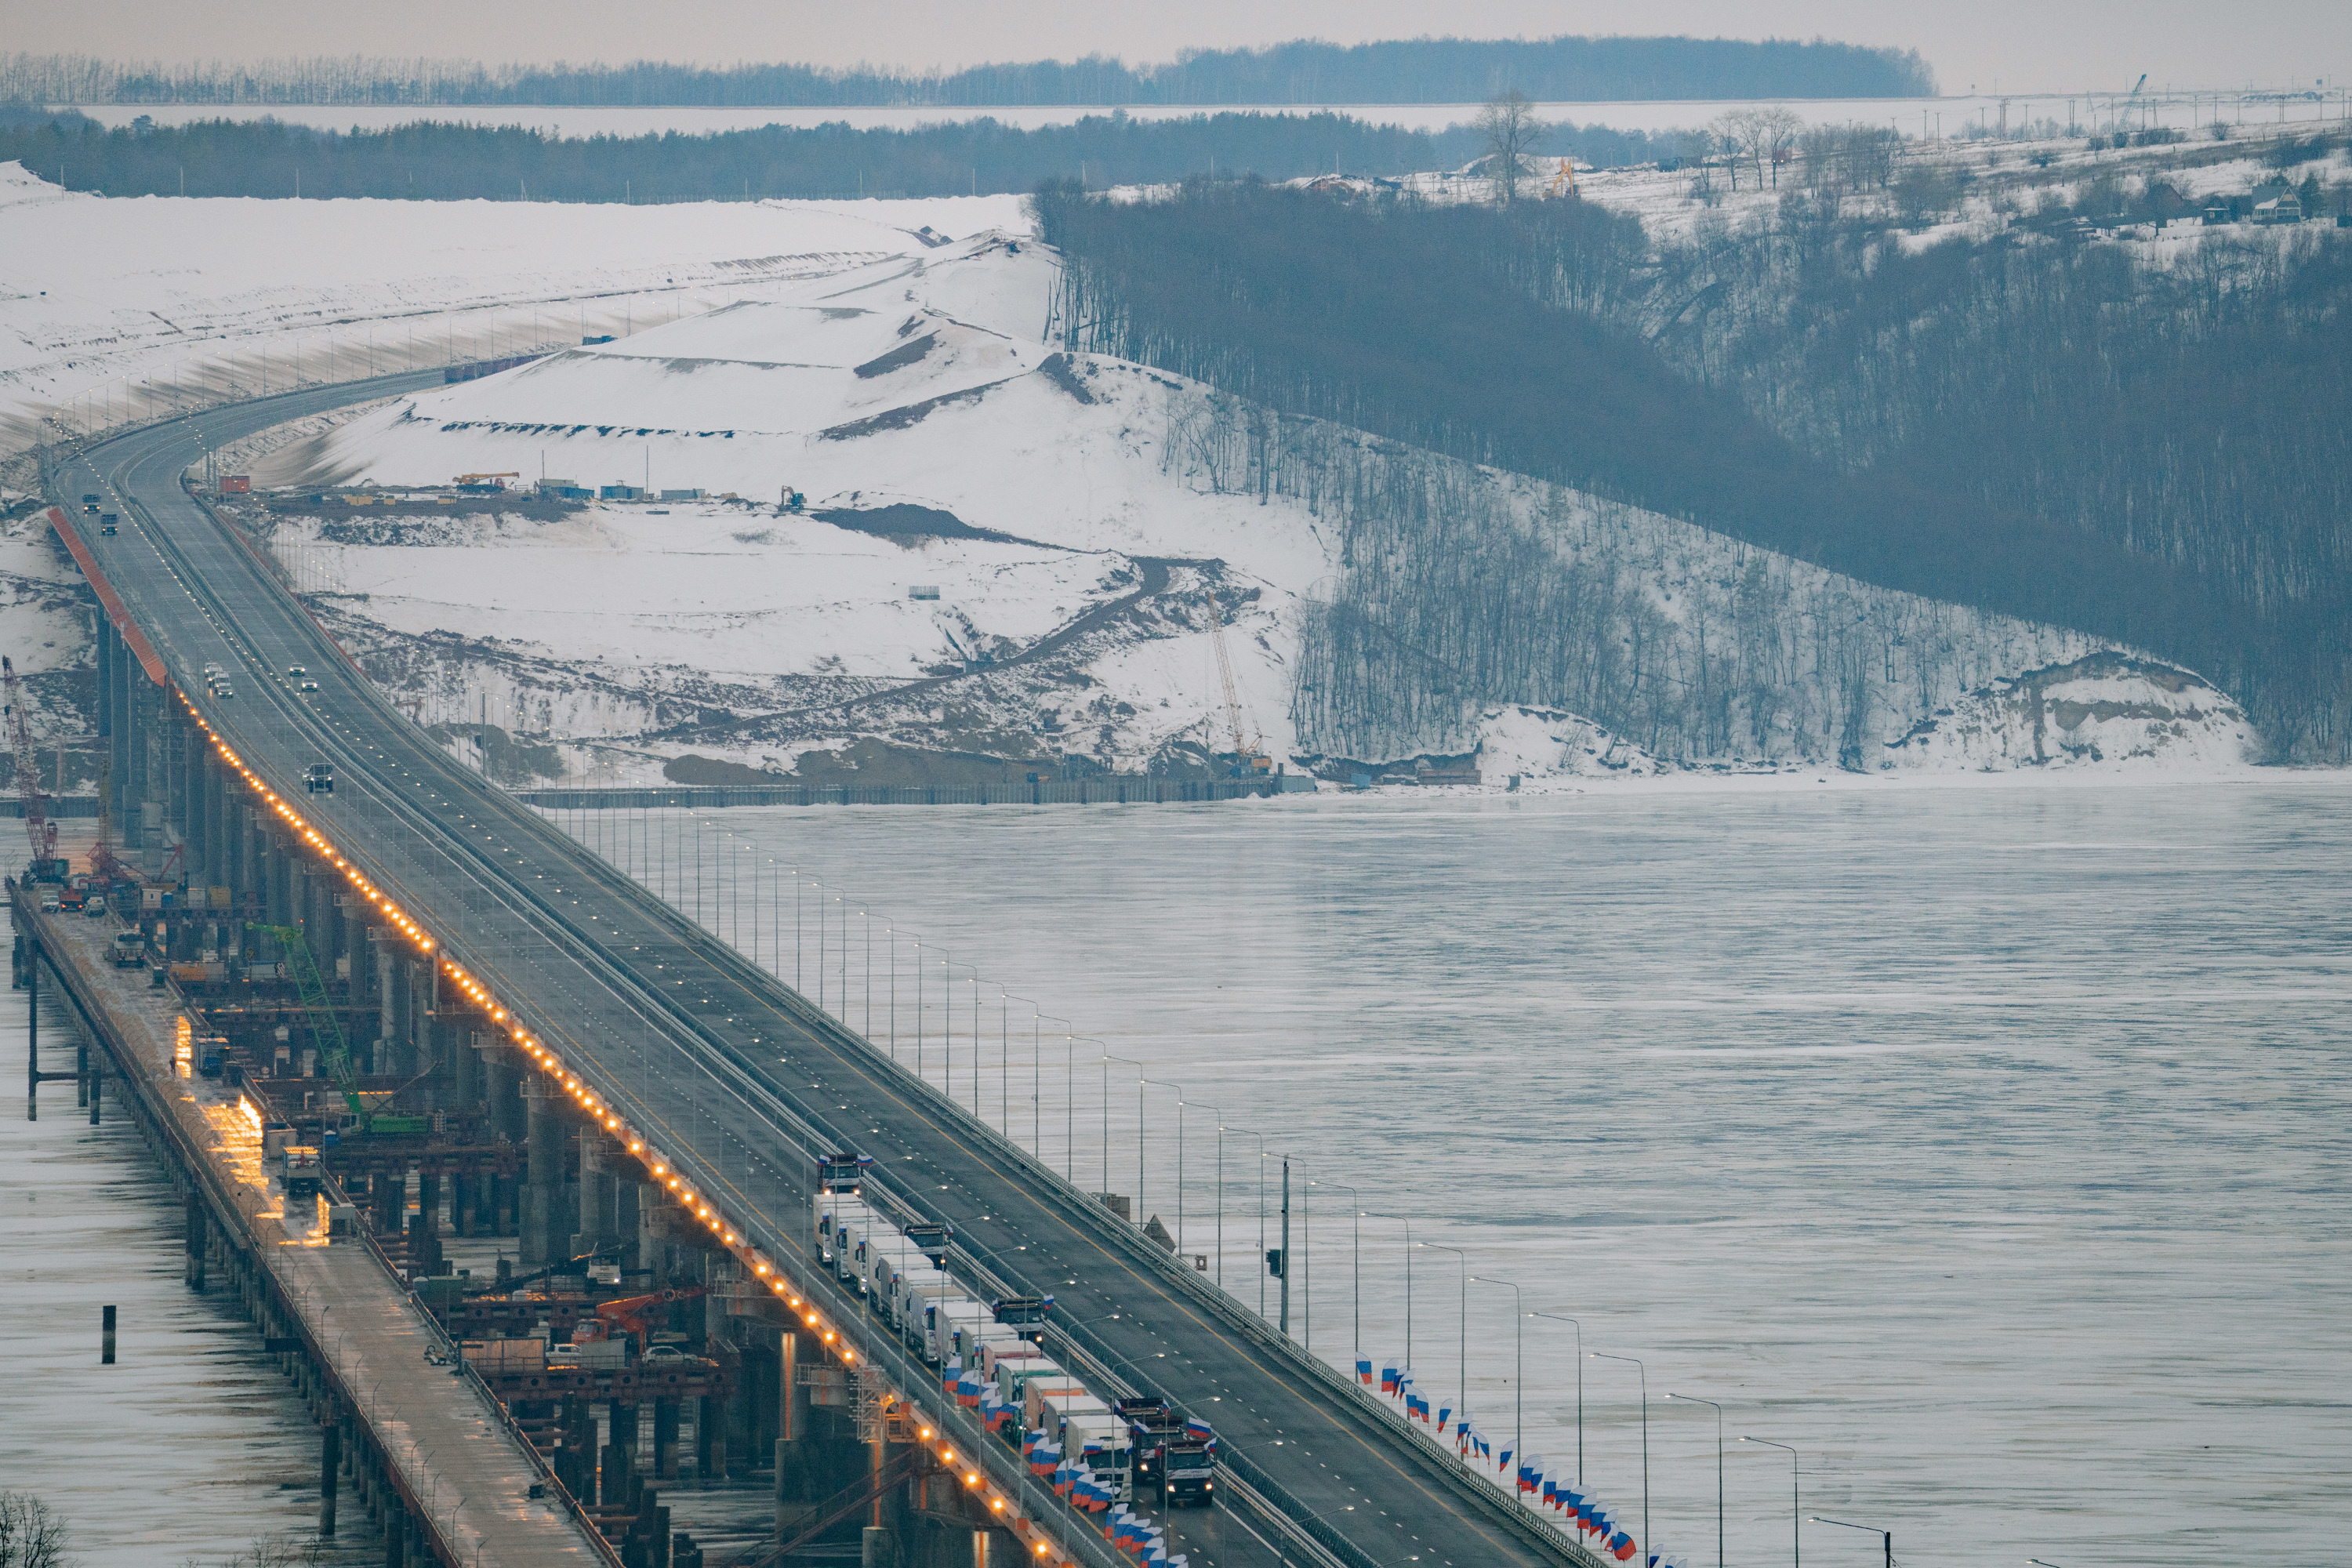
[813,1152,1218,1548]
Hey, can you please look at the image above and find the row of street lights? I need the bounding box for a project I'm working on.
[619,820,1896,1566]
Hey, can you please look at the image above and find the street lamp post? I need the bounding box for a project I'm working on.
[1810,1517,1889,1568]
[1189,1100,1227,1287]
[1529,1313,1584,1482]
[1040,1014,1072,1170]
[1101,1054,1144,1214]
[1004,993,1041,1146]
[1423,1243,1468,1448]
[1592,1352,1648,1563]
[1312,1181,1359,1374]
[1144,1080,1182,1247]
[1225,1125,1267,1317]
[1668,1393,1724,1568]
[1469,1276,1522,1490]
[1740,1437,1798,1568]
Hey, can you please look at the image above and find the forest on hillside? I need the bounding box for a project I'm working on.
[0,107,1676,201]
[1035,176,2352,761]
[0,36,1933,107]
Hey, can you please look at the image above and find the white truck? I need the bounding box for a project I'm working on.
[815,1194,873,1279]
[281,1145,322,1200]
[992,1354,1066,1420]
[924,1298,998,1366]
[894,1277,965,1347]
[1040,1396,1132,1505]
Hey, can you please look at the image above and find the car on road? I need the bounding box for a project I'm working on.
[286,664,307,677]
[82,493,99,513]
[304,764,333,793]
[298,679,320,692]
[641,1345,691,1363]
[100,513,118,535]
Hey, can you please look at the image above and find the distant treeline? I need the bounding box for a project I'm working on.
[2,38,1933,107]
[0,107,1679,201]
[1036,181,2352,761]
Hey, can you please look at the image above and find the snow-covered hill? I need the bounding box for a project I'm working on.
[244,223,2259,789]
[0,172,2266,790]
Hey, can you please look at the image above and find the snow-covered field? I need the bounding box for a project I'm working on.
[0,154,2285,790]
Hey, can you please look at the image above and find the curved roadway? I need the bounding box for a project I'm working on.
[52,374,1584,1568]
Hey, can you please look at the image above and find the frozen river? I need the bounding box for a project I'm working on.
[552,776,2352,1568]
[8,776,2345,1565]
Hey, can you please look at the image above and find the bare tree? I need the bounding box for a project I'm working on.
[1475,90,1546,207]
[0,1494,71,1568]
[1712,109,1763,191]
[1755,107,1805,187]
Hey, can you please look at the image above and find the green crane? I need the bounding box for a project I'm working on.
[260,923,428,1137]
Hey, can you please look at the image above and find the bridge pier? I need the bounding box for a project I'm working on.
[140,683,165,875]
[372,929,398,1076]
[522,1073,564,1266]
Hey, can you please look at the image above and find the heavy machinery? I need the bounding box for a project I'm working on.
[260,923,428,1136]
[2,656,64,880]
[582,1285,710,1358]
[1207,599,1272,778]
[1547,157,1580,198]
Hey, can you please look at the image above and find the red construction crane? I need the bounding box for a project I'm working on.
[2,657,59,873]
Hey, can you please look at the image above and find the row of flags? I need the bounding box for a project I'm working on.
[1517,1459,1642,1563]
[1368,1352,1646,1565]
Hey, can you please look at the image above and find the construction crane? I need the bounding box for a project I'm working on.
[452,472,520,487]
[262,923,429,1136]
[1207,597,1271,777]
[1,657,62,878]
[1547,158,1580,198]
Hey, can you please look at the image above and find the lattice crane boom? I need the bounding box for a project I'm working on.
[2,656,57,868]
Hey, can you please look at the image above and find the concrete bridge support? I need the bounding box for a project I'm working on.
[522,1074,565,1266]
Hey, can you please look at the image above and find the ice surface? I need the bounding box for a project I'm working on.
[546,777,2352,1567]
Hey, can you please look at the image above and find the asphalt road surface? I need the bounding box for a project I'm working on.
[52,376,1583,1568]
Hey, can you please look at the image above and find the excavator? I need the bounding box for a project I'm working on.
[1547,157,1580,199]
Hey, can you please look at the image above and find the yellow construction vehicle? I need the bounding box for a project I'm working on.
[1548,158,1580,199]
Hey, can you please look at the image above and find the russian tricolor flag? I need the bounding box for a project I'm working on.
[1379,1359,1401,1395]
[1610,1531,1637,1563]
[1357,1356,1374,1385]
[1185,1416,1214,1443]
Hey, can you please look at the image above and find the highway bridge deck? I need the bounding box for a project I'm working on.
[49,376,1589,1568]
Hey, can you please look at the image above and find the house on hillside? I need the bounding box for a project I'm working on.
[2255,191,2305,224]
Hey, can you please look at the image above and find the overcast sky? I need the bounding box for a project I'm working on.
[16,0,2344,96]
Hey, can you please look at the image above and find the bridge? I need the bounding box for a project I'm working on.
[38,374,1595,1568]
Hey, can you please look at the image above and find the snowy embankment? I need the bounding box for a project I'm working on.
[0,168,2263,789]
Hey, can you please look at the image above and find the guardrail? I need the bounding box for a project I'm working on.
[74,387,1577,1568]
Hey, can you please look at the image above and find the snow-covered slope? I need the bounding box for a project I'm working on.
[0,176,2266,789]
[257,225,2259,789]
